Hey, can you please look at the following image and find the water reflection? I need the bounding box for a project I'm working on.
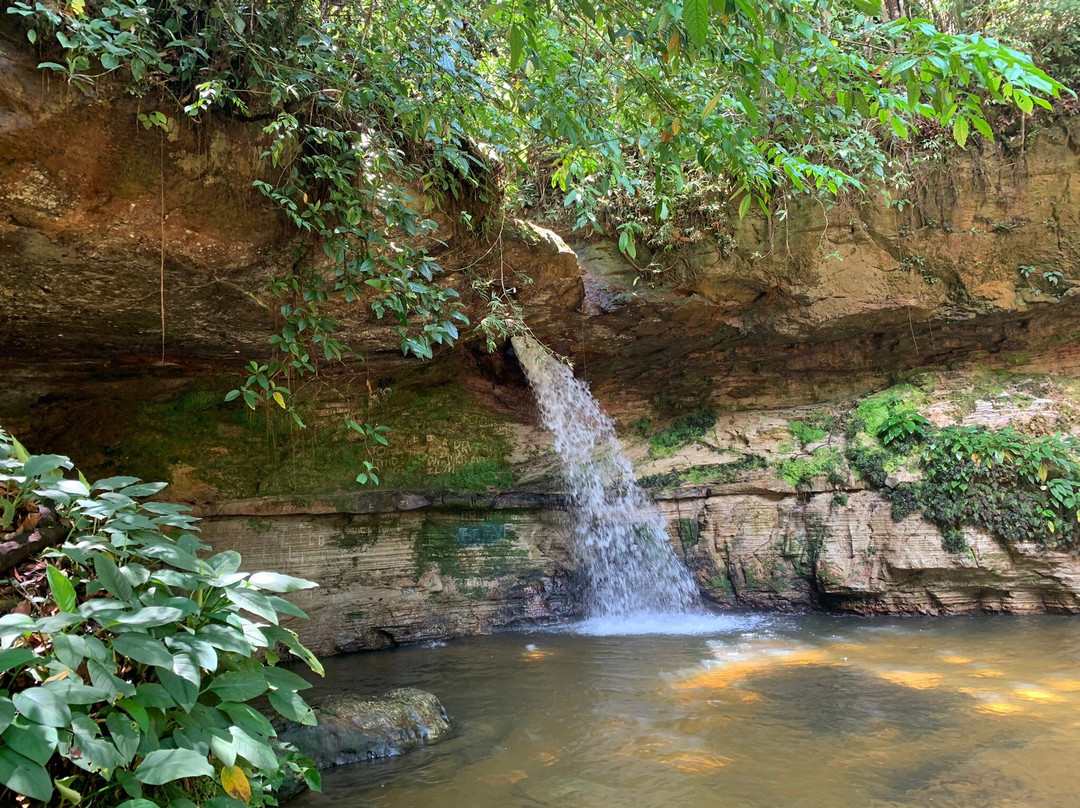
[291,615,1080,808]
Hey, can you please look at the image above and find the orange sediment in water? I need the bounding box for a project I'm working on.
[877,670,946,690]
[1038,678,1080,692]
[670,649,832,690]
[976,702,1024,715]
[1013,688,1065,703]
[657,752,731,774]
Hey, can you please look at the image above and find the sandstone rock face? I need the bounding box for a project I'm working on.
[665,486,1080,615]
[198,494,580,656]
[278,688,451,769]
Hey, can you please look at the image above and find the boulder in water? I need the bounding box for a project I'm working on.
[279,687,451,769]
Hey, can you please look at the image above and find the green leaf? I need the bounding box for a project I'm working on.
[230,726,278,772]
[269,688,315,725]
[134,748,214,785]
[156,667,199,712]
[23,454,69,478]
[107,711,141,765]
[54,776,82,805]
[0,698,15,734]
[508,24,524,70]
[247,572,318,593]
[2,720,58,764]
[109,606,186,628]
[13,687,72,728]
[117,698,150,733]
[208,671,268,703]
[112,634,174,668]
[0,647,36,673]
[94,554,133,600]
[219,703,276,738]
[952,115,969,148]
[0,746,53,802]
[684,0,709,47]
[47,565,77,613]
[92,476,141,490]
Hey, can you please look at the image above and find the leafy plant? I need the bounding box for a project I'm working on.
[876,410,932,451]
[0,427,323,806]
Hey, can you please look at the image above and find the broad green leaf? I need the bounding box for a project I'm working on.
[952,115,969,148]
[156,667,199,712]
[13,687,72,727]
[108,606,186,628]
[219,702,276,738]
[23,454,69,477]
[683,0,709,47]
[107,711,141,765]
[229,725,278,771]
[269,688,316,725]
[0,647,36,673]
[118,698,150,733]
[0,613,35,644]
[94,553,134,599]
[134,748,214,785]
[247,571,318,593]
[0,745,53,802]
[208,671,268,702]
[113,634,174,668]
[0,698,15,734]
[264,665,313,692]
[47,565,77,613]
[2,720,58,765]
[91,475,141,490]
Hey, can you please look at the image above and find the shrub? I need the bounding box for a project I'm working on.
[845,447,889,489]
[0,427,323,807]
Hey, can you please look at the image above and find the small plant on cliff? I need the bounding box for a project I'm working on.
[788,420,827,448]
[0,427,323,806]
[648,410,718,458]
[876,410,932,453]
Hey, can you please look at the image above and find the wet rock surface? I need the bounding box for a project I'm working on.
[278,688,452,769]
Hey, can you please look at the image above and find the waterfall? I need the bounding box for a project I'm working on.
[512,335,699,619]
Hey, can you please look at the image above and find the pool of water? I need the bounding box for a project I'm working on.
[289,614,1080,808]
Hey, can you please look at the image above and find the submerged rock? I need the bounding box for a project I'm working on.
[279,687,452,769]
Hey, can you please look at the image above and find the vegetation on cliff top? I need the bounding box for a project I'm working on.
[0,427,323,806]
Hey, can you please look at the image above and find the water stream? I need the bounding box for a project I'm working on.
[292,615,1080,808]
[511,335,698,624]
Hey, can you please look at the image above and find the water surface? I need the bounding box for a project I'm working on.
[291,615,1080,808]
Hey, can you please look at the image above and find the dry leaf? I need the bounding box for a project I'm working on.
[221,765,252,804]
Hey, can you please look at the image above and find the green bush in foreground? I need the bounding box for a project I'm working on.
[0,427,323,807]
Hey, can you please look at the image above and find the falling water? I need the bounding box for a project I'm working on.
[512,335,699,621]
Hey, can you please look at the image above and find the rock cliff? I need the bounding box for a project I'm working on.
[5,47,1080,652]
